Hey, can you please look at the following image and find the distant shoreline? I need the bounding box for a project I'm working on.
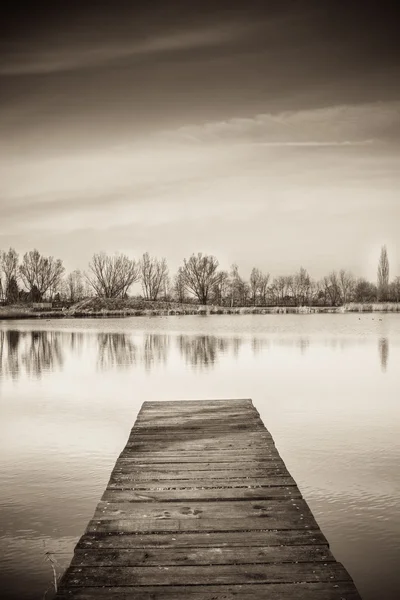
[1,301,399,320]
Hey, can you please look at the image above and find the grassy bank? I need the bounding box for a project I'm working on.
[342,302,400,312]
[0,306,65,320]
[1,299,400,320]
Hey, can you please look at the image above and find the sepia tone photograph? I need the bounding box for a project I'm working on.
[0,1,399,599]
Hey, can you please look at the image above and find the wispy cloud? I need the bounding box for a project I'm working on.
[0,23,248,76]
[1,101,399,266]
[160,102,400,146]
[254,140,374,147]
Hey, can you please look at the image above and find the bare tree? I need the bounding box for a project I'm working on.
[86,252,139,298]
[354,278,377,303]
[258,272,270,305]
[140,253,168,301]
[181,253,220,305]
[377,245,389,301]
[294,267,312,306]
[268,279,278,305]
[229,264,239,306]
[322,271,342,306]
[173,267,187,304]
[1,248,19,301]
[310,280,323,305]
[19,249,64,300]
[230,264,249,306]
[66,270,85,302]
[249,268,262,306]
[6,277,19,303]
[270,275,291,305]
[339,269,355,304]
[287,275,297,304]
[162,274,172,301]
[390,276,400,303]
[212,270,230,306]
[82,278,95,298]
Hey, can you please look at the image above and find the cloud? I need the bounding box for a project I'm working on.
[160,102,400,146]
[0,24,248,76]
[256,140,374,147]
[2,101,399,253]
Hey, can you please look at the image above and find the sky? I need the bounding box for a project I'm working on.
[1,0,399,279]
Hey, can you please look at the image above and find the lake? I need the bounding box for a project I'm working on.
[0,314,399,600]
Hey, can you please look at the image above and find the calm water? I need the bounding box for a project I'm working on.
[0,314,399,600]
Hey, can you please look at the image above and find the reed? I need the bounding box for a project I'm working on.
[343,302,400,312]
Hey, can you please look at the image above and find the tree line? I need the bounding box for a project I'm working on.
[0,246,399,306]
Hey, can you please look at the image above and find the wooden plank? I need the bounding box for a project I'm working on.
[86,514,319,533]
[107,476,297,489]
[142,399,253,407]
[125,443,275,452]
[133,419,265,426]
[128,424,268,433]
[101,486,301,502]
[125,441,273,449]
[134,418,264,427]
[71,544,334,567]
[135,418,263,425]
[136,415,261,423]
[127,429,268,438]
[61,562,353,586]
[56,582,362,600]
[116,459,283,469]
[134,423,265,431]
[128,428,271,436]
[56,399,361,600]
[140,403,254,410]
[136,414,261,423]
[126,438,273,445]
[137,412,258,419]
[135,411,262,420]
[110,468,290,480]
[127,432,273,443]
[94,499,311,520]
[112,463,287,473]
[118,451,281,461]
[77,530,329,549]
[136,413,260,422]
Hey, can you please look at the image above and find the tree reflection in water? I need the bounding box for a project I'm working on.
[0,330,65,379]
[378,337,389,373]
[96,333,171,371]
[0,330,20,379]
[232,337,241,358]
[0,328,389,379]
[143,334,170,372]
[177,335,232,370]
[251,337,270,355]
[297,337,310,354]
[97,333,137,370]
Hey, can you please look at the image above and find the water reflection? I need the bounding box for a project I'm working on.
[0,330,66,379]
[379,337,389,372]
[177,335,232,370]
[96,333,170,371]
[298,337,310,355]
[232,337,241,358]
[0,328,392,381]
[251,337,270,355]
[97,333,137,369]
[143,334,170,371]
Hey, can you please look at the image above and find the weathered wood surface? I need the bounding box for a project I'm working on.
[57,398,361,600]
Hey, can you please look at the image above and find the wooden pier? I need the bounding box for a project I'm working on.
[57,399,361,599]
